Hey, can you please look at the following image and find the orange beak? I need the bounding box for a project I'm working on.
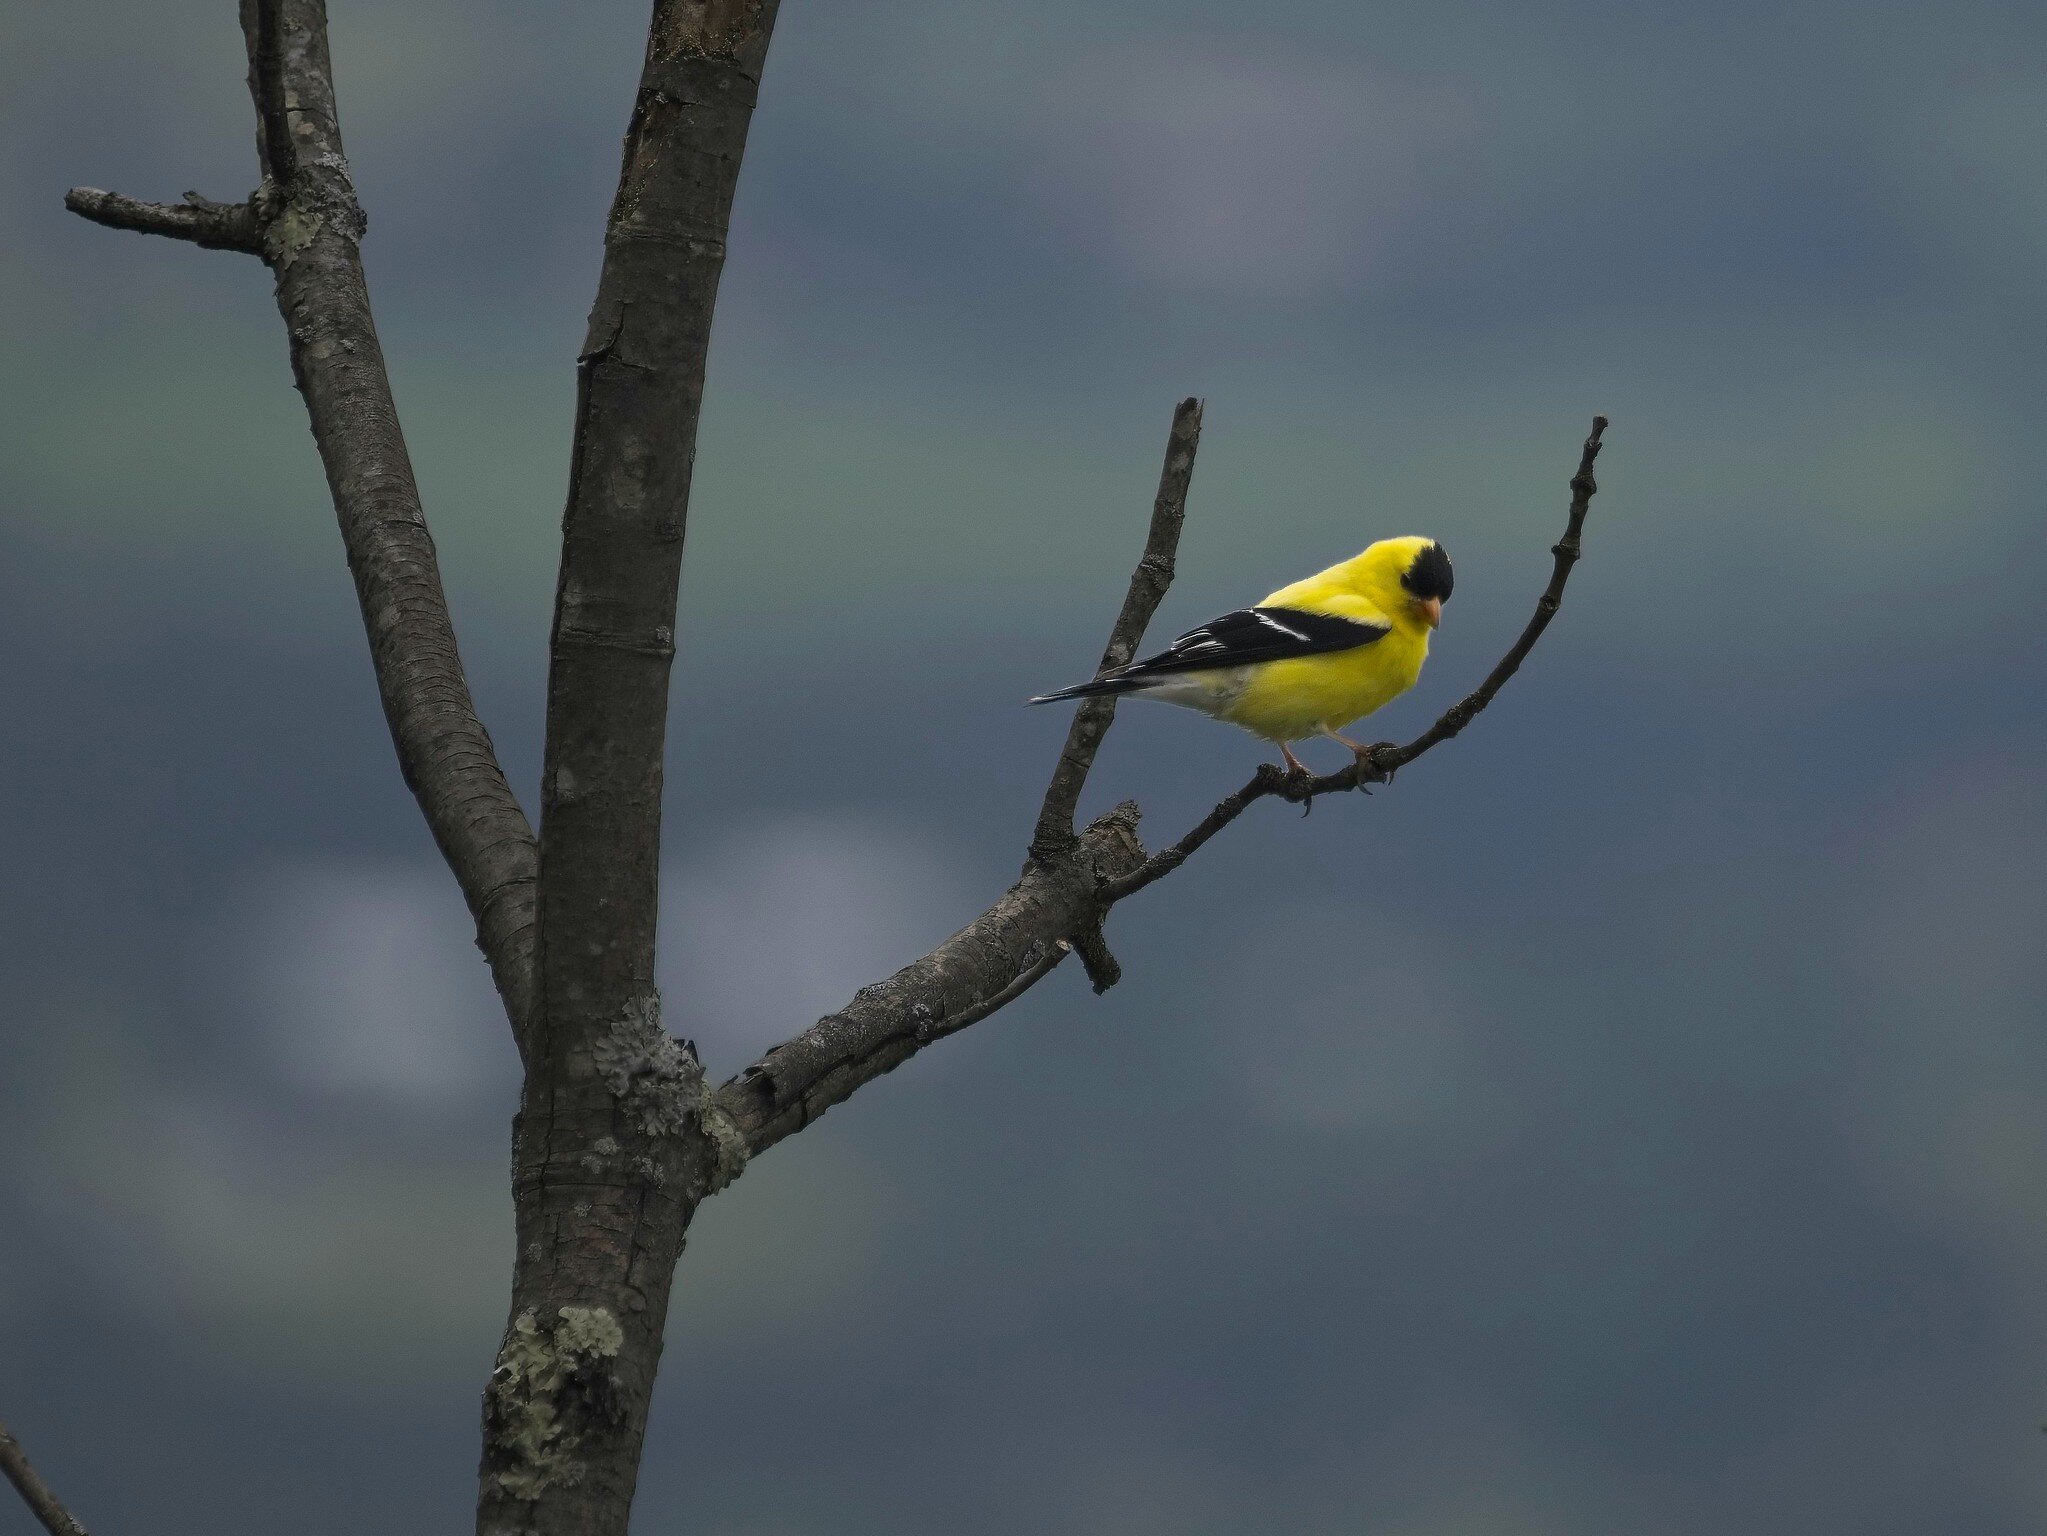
[1418,596,1443,629]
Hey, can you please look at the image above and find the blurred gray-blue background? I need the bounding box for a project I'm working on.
[6,0,2047,1531]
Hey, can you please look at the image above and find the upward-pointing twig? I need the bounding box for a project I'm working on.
[1380,413,1608,765]
[1030,397,1204,863]
[0,1417,91,1536]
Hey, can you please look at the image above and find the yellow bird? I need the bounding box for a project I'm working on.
[1030,537,1453,775]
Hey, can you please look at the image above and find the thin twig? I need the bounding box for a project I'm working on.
[1382,413,1608,767]
[1097,765,1289,903]
[1029,398,1204,861]
[0,1419,91,1536]
[1103,414,1608,903]
[61,188,261,254]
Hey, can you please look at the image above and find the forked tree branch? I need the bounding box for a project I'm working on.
[717,800,1146,1153]
[716,401,1202,1146]
[1024,396,1203,991]
[60,2,1608,1529]
[721,413,1609,1156]
[65,0,541,1049]
[0,1418,90,1536]
[72,3,790,1530]
[1106,412,1609,899]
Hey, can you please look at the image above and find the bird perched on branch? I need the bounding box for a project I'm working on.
[1031,536,1453,775]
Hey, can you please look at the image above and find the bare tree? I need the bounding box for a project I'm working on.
[27,3,1609,1533]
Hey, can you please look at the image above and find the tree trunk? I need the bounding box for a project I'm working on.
[478,4,778,1532]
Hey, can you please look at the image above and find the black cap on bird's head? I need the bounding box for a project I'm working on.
[1401,540,1454,601]
[1399,540,1453,627]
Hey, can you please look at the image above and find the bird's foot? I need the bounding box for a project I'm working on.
[1263,748,1317,813]
[1349,741,1398,785]
[1321,731,1394,788]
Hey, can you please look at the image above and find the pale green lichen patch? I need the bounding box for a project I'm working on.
[266,201,322,270]
[590,995,697,1137]
[588,997,750,1192]
[696,1092,749,1193]
[261,165,368,273]
[555,1305,624,1357]
[481,1306,627,1502]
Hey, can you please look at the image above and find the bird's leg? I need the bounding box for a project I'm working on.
[1321,730,1396,784]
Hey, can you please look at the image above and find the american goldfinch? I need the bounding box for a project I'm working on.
[1031,536,1453,774]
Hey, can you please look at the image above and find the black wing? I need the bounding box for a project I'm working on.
[1027,605,1390,705]
[1118,605,1390,679]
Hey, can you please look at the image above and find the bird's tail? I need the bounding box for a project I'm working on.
[1026,672,1143,705]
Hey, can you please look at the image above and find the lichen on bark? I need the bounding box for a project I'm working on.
[589,996,748,1191]
[481,1306,628,1502]
[652,0,766,61]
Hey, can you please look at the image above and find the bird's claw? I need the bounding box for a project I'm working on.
[1348,742,1398,786]
[1262,758,1315,811]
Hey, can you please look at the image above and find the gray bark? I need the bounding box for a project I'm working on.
[0,1418,90,1536]
[481,6,785,1532]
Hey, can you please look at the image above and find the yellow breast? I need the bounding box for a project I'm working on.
[1216,627,1429,742]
